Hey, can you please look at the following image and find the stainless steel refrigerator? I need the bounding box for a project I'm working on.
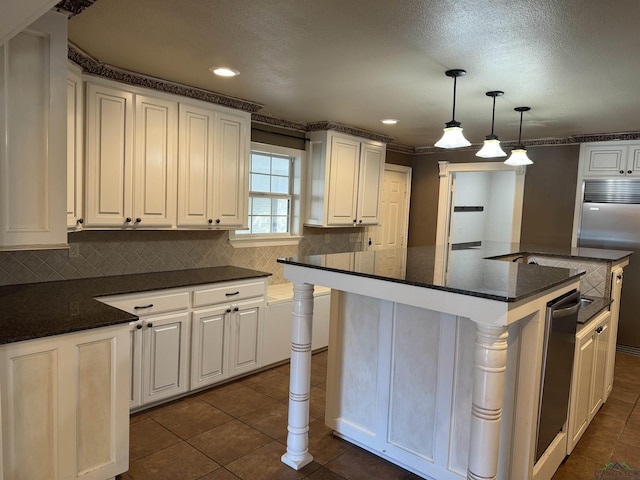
[578,179,640,350]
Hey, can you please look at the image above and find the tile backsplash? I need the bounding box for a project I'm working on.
[527,255,611,298]
[0,227,364,287]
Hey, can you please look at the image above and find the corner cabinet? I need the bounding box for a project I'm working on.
[305,131,385,227]
[581,141,640,178]
[0,324,130,480]
[0,12,68,250]
[177,102,249,228]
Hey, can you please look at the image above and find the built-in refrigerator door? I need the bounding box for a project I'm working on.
[579,201,640,348]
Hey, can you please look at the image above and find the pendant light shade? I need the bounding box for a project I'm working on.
[505,107,533,166]
[435,69,471,149]
[476,91,506,158]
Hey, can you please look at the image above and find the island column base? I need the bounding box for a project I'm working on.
[282,282,315,470]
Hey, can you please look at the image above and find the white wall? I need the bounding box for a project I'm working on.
[484,171,516,242]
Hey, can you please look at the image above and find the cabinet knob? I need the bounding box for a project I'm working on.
[353,219,357,224]
[125,217,132,223]
[620,170,625,174]
[136,323,142,330]
[77,218,84,225]
[234,307,239,312]
[617,274,623,280]
[135,218,142,224]
[359,219,363,224]
[216,219,221,224]
[628,170,633,174]
[596,326,603,334]
[226,308,231,313]
[147,322,153,328]
[208,218,213,224]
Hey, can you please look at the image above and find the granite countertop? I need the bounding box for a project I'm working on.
[577,295,612,327]
[278,242,631,303]
[0,266,271,345]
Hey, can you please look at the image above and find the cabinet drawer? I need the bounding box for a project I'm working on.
[193,280,266,307]
[99,290,190,316]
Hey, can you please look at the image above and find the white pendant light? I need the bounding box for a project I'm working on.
[476,91,507,158]
[505,107,533,166]
[435,69,471,149]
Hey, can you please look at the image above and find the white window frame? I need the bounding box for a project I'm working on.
[229,142,304,248]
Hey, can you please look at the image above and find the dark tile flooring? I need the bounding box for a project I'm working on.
[117,351,640,480]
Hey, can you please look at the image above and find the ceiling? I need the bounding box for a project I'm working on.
[68,0,640,148]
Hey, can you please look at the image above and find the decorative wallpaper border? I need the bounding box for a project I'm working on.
[68,44,264,113]
[67,45,640,153]
[55,0,97,17]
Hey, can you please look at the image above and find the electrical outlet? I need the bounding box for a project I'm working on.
[324,233,331,244]
[68,243,80,258]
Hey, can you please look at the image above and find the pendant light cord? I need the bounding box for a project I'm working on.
[490,95,497,136]
[517,110,523,143]
[451,75,457,121]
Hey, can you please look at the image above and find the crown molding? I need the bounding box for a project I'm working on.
[306,121,394,144]
[251,114,307,132]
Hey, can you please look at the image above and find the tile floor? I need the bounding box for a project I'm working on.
[117,351,640,480]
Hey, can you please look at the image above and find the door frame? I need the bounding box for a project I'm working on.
[434,161,526,281]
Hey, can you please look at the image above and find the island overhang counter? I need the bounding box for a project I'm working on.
[277,246,593,480]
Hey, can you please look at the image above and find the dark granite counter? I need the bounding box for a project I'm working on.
[278,242,633,303]
[577,296,612,328]
[0,266,270,345]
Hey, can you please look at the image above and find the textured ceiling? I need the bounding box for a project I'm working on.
[68,0,640,148]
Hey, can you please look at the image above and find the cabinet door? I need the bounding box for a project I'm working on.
[130,321,143,409]
[582,145,627,177]
[263,301,293,366]
[85,82,134,227]
[589,319,610,419]
[628,146,640,177]
[67,67,84,229]
[356,141,385,225]
[177,103,215,227]
[568,332,595,452]
[229,299,263,376]
[142,311,190,405]
[133,95,177,227]
[327,135,360,225]
[214,110,249,227]
[191,305,229,389]
[0,12,67,248]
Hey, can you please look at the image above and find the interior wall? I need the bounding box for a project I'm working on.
[407,144,580,247]
[451,172,490,245]
[484,171,516,242]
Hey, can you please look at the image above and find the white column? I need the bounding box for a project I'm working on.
[467,324,509,480]
[281,282,314,470]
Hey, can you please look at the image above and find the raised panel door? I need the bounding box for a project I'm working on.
[589,319,610,419]
[568,332,595,452]
[177,103,215,227]
[327,135,359,225]
[214,111,248,227]
[142,311,190,405]
[191,306,228,389]
[67,67,84,228]
[134,95,177,228]
[356,142,385,225]
[85,82,134,227]
[0,12,67,248]
[583,145,626,176]
[628,146,640,177]
[229,299,262,376]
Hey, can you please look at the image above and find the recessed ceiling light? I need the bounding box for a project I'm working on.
[209,67,240,77]
[381,119,398,125]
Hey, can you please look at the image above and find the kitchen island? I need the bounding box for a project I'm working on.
[278,244,631,480]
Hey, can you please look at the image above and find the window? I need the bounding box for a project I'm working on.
[238,151,292,235]
[230,142,303,247]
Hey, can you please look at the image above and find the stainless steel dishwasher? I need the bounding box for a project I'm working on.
[535,289,581,463]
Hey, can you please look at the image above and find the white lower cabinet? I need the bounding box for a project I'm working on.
[101,277,267,411]
[0,324,130,480]
[568,310,611,453]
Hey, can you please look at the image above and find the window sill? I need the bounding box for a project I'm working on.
[229,235,303,248]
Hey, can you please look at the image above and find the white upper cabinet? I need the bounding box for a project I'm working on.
[214,110,249,228]
[133,94,177,228]
[306,131,385,227]
[0,12,67,250]
[67,64,84,229]
[581,141,640,177]
[177,102,249,228]
[85,81,179,228]
[85,81,135,227]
